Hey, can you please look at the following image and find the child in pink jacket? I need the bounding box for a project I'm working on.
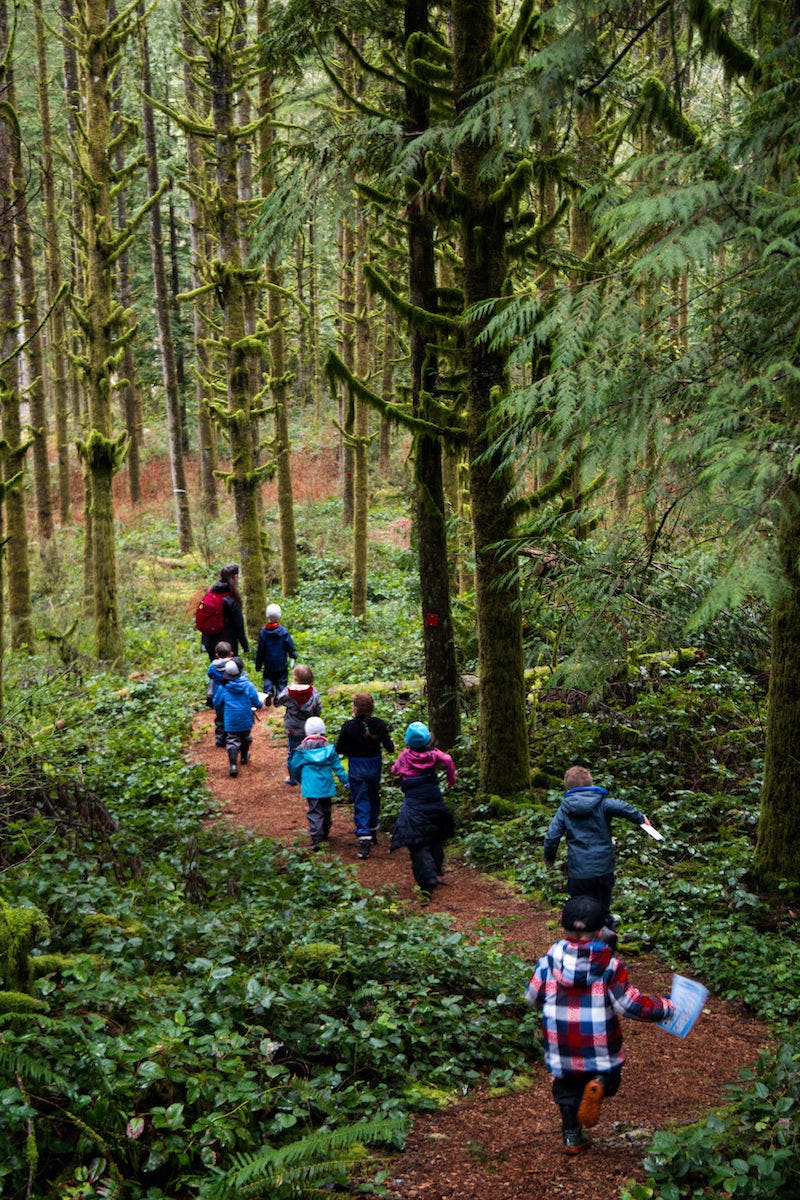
[389,722,455,900]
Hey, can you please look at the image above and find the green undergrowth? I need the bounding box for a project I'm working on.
[0,643,536,1198]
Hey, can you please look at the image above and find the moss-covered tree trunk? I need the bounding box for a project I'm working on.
[0,81,12,708]
[378,299,395,478]
[258,0,298,596]
[308,217,322,418]
[405,0,460,749]
[180,1,218,519]
[34,0,72,526]
[9,55,53,547]
[352,211,370,619]
[138,1,193,553]
[756,478,800,884]
[203,0,265,637]
[339,211,356,527]
[0,2,35,651]
[453,0,529,793]
[72,0,133,660]
[109,52,142,511]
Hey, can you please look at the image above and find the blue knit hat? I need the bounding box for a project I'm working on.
[405,721,431,749]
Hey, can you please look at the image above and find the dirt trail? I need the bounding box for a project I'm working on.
[189,707,767,1200]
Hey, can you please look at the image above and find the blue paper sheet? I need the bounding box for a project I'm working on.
[658,973,709,1038]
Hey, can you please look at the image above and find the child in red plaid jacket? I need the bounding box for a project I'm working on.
[526,895,675,1154]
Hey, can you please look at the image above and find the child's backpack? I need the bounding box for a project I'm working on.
[194,589,227,635]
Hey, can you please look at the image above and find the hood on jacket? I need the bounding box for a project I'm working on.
[394,747,439,773]
[546,937,612,989]
[561,785,608,816]
[296,740,333,762]
[288,684,313,705]
[221,675,251,696]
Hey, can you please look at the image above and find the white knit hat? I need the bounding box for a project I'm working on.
[266,603,282,620]
[305,716,325,736]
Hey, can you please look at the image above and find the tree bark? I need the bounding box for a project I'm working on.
[72,0,133,660]
[352,210,370,619]
[404,0,460,749]
[203,0,266,639]
[33,0,72,526]
[138,1,193,553]
[453,0,529,792]
[339,211,356,526]
[308,216,322,418]
[756,479,800,884]
[9,53,54,546]
[0,1,35,650]
[180,1,218,519]
[258,0,298,596]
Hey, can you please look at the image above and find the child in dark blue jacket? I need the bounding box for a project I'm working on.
[255,603,297,702]
[212,660,263,777]
[544,766,656,939]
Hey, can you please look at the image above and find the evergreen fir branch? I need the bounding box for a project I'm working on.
[354,180,395,208]
[333,25,400,88]
[687,0,760,83]
[493,0,539,74]
[365,263,459,339]
[629,78,702,149]
[406,31,452,67]
[489,157,533,209]
[325,351,467,444]
[314,39,393,123]
[378,48,453,100]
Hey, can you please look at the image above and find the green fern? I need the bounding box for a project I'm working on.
[204,1115,406,1198]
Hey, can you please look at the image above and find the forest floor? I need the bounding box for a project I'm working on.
[189,705,768,1200]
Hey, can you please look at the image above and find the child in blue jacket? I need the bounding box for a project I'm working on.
[255,603,297,702]
[290,717,349,849]
[206,641,236,747]
[544,765,656,942]
[212,660,263,777]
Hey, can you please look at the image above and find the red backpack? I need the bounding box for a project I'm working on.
[194,589,227,635]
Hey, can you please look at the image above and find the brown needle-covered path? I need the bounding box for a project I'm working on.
[189,706,767,1200]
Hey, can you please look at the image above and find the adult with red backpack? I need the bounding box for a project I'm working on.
[195,563,249,660]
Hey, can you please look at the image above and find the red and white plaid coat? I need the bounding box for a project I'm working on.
[526,937,673,1077]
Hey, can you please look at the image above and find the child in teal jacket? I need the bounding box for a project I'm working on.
[290,717,349,848]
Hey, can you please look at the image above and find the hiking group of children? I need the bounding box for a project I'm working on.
[200,587,683,1157]
[204,603,456,900]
